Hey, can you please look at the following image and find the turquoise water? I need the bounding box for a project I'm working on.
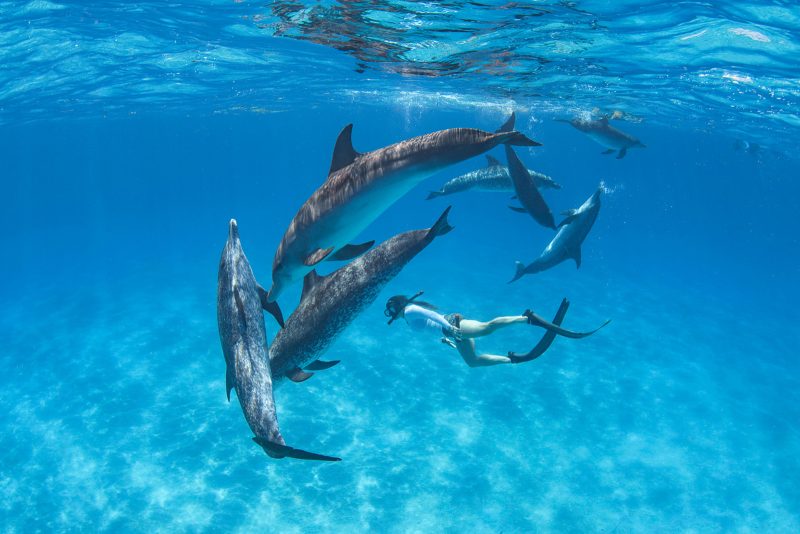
[2,2,800,532]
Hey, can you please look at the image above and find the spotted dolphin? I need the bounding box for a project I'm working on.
[264,113,540,322]
[217,219,339,462]
[510,186,602,281]
[426,155,560,199]
[268,207,454,383]
[560,117,645,159]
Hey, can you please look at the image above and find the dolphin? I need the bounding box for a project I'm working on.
[506,144,556,230]
[426,154,560,199]
[269,207,454,382]
[510,186,602,281]
[560,117,645,159]
[265,113,540,322]
[217,219,339,462]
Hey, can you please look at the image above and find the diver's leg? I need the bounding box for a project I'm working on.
[459,316,527,338]
[455,339,512,367]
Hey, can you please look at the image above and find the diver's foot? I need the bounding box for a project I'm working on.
[523,309,535,325]
[507,352,523,364]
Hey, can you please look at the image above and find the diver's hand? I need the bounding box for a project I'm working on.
[450,327,463,341]
[440,337,457,349]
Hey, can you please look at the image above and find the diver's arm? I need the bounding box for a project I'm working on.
[405,305,460,338]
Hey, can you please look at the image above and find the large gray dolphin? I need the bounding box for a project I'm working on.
[560,117,645,159]
[426,155,560,199]
[268,207,454,382]
[510,186,602,281]
[217,219,339,462]
[265,113,540,321]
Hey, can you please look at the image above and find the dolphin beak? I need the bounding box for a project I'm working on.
[228,219,239,240]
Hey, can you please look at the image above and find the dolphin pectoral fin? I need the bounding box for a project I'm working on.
[509,206,527,213]
[509,298,569,363]
[509,261,527,283]
[304,247,335,266]
[601,149,615,155]
[526,309,610,339]
[287,367,314,383]
[328,123,360,175]
[571,247,582,269]
[328,241,375,261]
[558,210,579,228]
[426,191,444,200]
[226,367,235,402]
[257,285,285,328]
[253,437,341,462]
[617,147,627,159]
[305,359,340,371]
[510,195,517,200]
[496,111,516,133]
[486,154,502,167]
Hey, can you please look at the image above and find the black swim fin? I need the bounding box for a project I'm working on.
[524,309,609,339]
[253,437,341,462]
[509,298,569,363]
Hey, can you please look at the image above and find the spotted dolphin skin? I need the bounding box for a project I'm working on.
[269,208,454,384]
[561,117,645,159]
[510,186,602,281]
[265,113,540,321]
[217,219,339,462]
[426,155,560,199]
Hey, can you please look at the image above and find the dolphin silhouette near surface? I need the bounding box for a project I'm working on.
[511,185,603,282]
[217,219,339,462]
[264,113,540,324]
[560,117,645,159]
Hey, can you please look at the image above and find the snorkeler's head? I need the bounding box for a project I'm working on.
[384,291,425,324]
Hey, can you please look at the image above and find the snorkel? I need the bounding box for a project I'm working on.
[384,291,425,324]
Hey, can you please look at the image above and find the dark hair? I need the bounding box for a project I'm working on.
[384,291,436,324]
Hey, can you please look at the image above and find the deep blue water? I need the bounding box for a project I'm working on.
[2,1,800,532]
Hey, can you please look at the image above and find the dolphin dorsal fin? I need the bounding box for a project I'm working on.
[301,270,324,301]
[496,112,515,133]
[485,155,502,167]
[329,124,360,175]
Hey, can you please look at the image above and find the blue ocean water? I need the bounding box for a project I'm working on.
[2,1,800,532]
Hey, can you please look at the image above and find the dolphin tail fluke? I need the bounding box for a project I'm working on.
[427,206,454,240]
[499,131,541,147]
[525,310,610,339]
[258,285,285,328]
[426,190,444,200]
[509,298,569,363]
[509,261,527,283]
[253,437,341,462]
